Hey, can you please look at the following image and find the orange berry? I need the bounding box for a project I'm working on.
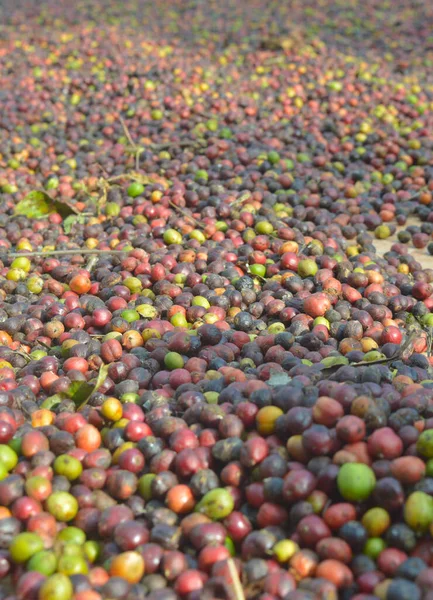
[110,552,145,584]
[31,409,55,428]
[69,274,92,294]
[75,425,101,452]
[166,484,196,514]
[316,559,353,588]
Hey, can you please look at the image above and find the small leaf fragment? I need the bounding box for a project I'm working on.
[63,214,87,233]
[267,371,292,387]
[68,364,110,410]
[41,395,64,410]
[320,356,349,369]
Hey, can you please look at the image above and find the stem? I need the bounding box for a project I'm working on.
[11,350,32,363]
[227,559,245,600]
[107,173,141,184]
[319,329,419,379]
[351,329,418,367]
[407,186,428,202]
[195,111,217,120]
[119,117,143,171]
[168,200,202,228]
[7,249,128,258]
[119,116,136,149]
[95,163,110,177]
[152,140,204,151]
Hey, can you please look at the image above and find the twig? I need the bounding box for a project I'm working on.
[106,172,154,185]
[7,249,128,258]
[106,174,134,183]
[407,185,429,202]
[95,163,110,177]
[119,116,136,148]
[150,140,205,152]
[167,200,202,228]
[194,110,218,120]
[12,397,33,420]
[231,192,252,208]
[35,339,52,350]
[10,350,32,363]
[319,329,420,379]
[427,330,433,358]
[135,150,142,172]
[119,116,143,170]
[94,178,109,215]
[350,329,418,367]
[227,559,245,600]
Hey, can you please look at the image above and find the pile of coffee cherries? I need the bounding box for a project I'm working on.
[2,1,433,599]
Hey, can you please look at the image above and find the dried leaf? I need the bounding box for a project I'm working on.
[267,371,291,387]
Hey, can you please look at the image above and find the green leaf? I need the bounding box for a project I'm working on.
[41,394,63,410]
[68,380,95,405]
[63,215,77,233]
[63,214,86,234]
[320,356,349,369]
[39,365,109,412]
[15,191,55,219]
[93,363,110,390]
[68,364,110,410]
[14,190,79,220]
[52,197,79,218]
